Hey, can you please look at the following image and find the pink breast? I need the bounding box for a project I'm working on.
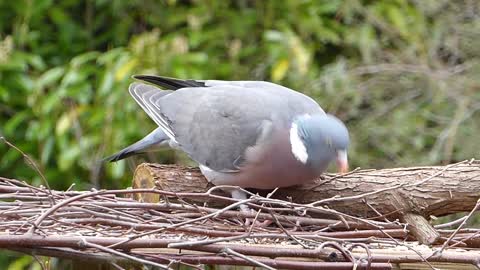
[232,130,317,189]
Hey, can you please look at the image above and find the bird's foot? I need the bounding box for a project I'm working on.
[229,189,272,227]
[245,218,273,227]
[240,205,272,228]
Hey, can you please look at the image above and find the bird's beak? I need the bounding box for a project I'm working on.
[336,150,349,174]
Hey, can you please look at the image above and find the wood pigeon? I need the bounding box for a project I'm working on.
[105,75,349,199]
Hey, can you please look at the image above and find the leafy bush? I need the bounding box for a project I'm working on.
[1,0,480,268]
[1,1,479,191]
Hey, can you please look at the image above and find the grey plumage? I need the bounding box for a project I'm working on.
[131,79,323,172]
[103,127,169,162]
[105,75,349,190]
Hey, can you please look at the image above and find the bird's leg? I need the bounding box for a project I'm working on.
[230,189,249,211]
[230,189,272,227]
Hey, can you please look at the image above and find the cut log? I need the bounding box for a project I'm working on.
[133,160,480,218]
[133,160,480,245]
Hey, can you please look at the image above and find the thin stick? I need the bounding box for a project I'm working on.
[222,247,276,270]
[110,263,126,270]
[81,239,171,270]
[107,197,254,248]
[0,137,55,204]
[436,198,480,255]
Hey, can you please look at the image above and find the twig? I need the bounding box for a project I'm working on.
[222,247,276,270]
[435,198,480,255]
[0,137,55,205]
[168,234,251,248]
[107,197,255,248]
[434,216,467,229]
[110,262,126,270]
[81,239,171,270]
[1,162,480,269]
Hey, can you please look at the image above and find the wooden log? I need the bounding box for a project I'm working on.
[401,213,440,245]
[133,160,480,218]
[133,160,480,244]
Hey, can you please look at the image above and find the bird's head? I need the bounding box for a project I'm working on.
[289,114,350,174]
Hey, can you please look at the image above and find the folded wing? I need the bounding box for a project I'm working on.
[129,75,324,172]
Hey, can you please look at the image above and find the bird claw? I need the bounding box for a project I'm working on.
[241,207,272,228]
[244,218,273,227]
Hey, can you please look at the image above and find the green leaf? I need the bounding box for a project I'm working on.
[56,112,72,136]
[110,160,126,179]
[71,51,100,67]
[0,52,27,71]
[41,93,62,114]
[4,112,28,136]
[37,66,65,89]
[271,59,289,82]
[58,144,80,171]
[387,6,408,37]
[0,85,8,101]
[317,1,341,14]
[264,30,285,42]
[7,255,33,270]
[98,71,114,96]
[41,136,55,165]
[61,68,83,87]
[97,48,126,65]
[26,54,46,70]
[115,58,137,81]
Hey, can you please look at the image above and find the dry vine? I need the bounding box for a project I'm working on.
[1,162,480,270]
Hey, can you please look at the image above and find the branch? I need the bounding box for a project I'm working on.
[134,160,480,218]
[1,161,480,269]
[134,160,480,244]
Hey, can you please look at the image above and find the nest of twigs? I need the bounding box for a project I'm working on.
[1,175,480,270]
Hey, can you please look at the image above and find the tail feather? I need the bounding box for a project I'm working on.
[103,127,169,162]
[133,75,205,90]
[103,143,143,162]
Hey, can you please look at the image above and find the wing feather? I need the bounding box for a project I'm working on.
[133,75,205,89]
[157,85,323,171]
[128,77,324,172]
[150,92,177,139]
[128,83,176,141]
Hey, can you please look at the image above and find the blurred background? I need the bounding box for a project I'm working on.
[0,0,479,268]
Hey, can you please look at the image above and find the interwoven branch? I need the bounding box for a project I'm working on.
[0,160,480,269]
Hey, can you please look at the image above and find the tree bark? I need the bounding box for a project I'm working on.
[133,160,480,244]
[133,160,480,218]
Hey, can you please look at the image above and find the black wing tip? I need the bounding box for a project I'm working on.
[102,151,131,163]
[132,74,156,80]
[132,74,206,89]
[132,75,173,89]
[132,74,172,82]
[101,155,120,163]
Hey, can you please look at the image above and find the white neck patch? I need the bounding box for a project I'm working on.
[289,122,308,164]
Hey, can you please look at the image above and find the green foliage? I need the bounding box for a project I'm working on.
[1,0,479,189]
[1,1,480,267]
